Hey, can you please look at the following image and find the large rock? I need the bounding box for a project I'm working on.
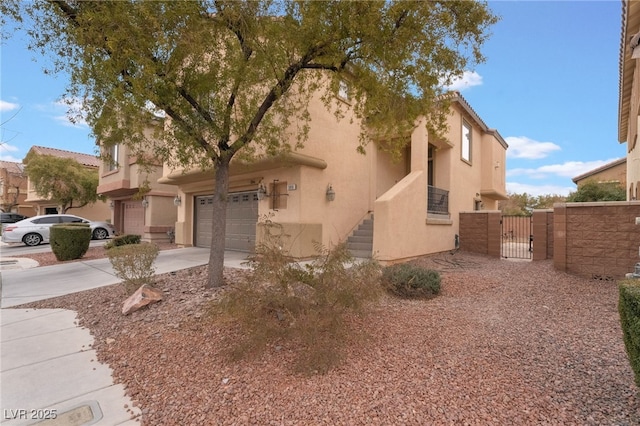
[122,284,163,315]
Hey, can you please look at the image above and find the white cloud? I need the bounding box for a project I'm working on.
[439,71,483,92]
[53,98,89,128]
[0,100,19,112]
[505,136,561,159]
[0,143,23,162]
[506,181,575,197]
[507,159,619,180]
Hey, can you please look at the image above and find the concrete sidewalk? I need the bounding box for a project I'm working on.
[1,308,140,425]
[0,247,253,425]
[0,247,251,308]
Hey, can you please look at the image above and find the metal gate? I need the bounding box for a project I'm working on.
[501,215,532,259]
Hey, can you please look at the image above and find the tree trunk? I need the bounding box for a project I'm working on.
[206,159,231,288]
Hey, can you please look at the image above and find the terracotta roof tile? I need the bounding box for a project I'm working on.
[29,145,100,168]
[0,160,25,175]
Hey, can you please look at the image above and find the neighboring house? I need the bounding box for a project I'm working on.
[23,146,110,221]
[96,119,178,242]
[572,157,627,188]
[0,160,30,215]
[618,0,640,200]
[159,90,507,263]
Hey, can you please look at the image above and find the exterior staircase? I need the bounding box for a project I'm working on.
[347,214,373,258]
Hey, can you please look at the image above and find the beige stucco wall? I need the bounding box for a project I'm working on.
[620,3,640,201]
[372,102,507,262]
[627,62,640,199]
[160,78,506,261]
[27,199,111,222]
[97,132,178,240]
[168,82,376,255]
[574,161,627,188]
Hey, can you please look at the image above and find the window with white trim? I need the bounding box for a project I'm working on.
[461,121,472,163]
[105,144,119,171]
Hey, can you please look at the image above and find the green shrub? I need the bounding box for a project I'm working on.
[382,263,441,299]
[104,234,141,250]
[107,243,159,295]
[50,224,91,261]
[211,218,382,375]
[619,279,640,387]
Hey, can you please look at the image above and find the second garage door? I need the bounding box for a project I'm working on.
[122,200,145,236]
[195,191,259,252]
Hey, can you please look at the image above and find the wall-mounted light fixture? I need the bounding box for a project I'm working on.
[326,184,336,202]
[109,201,114,210]
[257,183,269,201]
[173,195,181,206]
[141,197,149,208]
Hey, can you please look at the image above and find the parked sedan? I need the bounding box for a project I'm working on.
[0,213,28,224]
[1,214,117,246]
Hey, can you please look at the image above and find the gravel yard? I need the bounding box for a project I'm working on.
[16,251,640,425]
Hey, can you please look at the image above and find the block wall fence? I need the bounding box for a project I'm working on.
[459,202,640,280]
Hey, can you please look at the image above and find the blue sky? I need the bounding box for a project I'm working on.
[0,1,627,196]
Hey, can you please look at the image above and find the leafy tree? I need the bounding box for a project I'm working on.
[3,1,498,288]
[500,192,566,215]
[23,153,101,213]
[566,180,626,202]
[0,161,26,213]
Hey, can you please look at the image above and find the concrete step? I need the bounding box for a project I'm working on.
[360,219,374,228]
[346,241,373,251]
[352,229,373,238]
[347,235,372,244]
[346,214,374,258]
[349,249,373,259]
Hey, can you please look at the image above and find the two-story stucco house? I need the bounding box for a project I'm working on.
[0,160,30,215]
[96,119,178,242]
[23,146,111,221]
[619,0,640,199]
[158,90,507,262]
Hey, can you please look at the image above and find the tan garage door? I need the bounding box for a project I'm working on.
[122,200,145,236]
[195,191,258,252]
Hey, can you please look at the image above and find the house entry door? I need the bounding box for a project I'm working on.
[501,215,532,260]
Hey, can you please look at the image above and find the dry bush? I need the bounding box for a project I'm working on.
[210,219,382,374]
[107,243,159,295]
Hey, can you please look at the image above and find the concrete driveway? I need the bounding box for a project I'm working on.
[0,247,251,308]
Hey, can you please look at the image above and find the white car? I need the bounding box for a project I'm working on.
[1,214,117,246]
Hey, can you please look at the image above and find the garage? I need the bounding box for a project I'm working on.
[195,191,259,252]
[122,200,145,236]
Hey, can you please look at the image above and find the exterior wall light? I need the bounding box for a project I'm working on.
[257,183,269,201]
[109,200,114,210]
[141,197,149,208]
[173,195,181,206]
[326,184,336,202]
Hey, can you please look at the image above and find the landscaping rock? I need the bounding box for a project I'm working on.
[122,284,163,315]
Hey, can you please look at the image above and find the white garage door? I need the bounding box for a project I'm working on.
[122,200,145,236]
[195,191,258,252]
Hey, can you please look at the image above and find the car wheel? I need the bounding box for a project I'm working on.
[93,228,109,240]
[23,233,43,246]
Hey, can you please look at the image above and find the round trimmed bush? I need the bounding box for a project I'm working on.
[50,224,92,261]
[382,263,441,299]
[104,233,141,250]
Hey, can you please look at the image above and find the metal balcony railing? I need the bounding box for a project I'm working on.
[427,185,449,215]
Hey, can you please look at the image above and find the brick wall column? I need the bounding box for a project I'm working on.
[553,204,567,273]
[532,210,548,260]
[487,211,501,258]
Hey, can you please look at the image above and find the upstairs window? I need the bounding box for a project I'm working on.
[462,121,472,163]
[105,144,119,172]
